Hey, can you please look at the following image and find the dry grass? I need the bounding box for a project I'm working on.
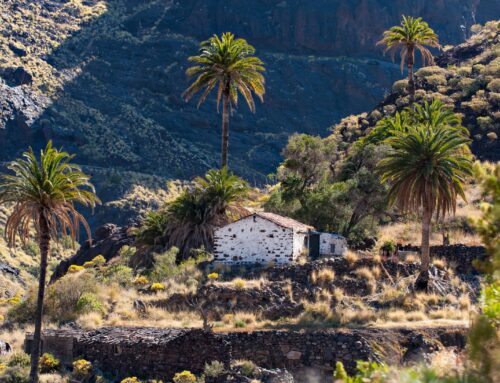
[377,183,483,247]
[310,268,335,285]
[344,250,359,267]
[354,267,375,280]
[432,258,447,270]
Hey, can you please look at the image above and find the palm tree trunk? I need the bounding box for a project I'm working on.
[220,91,230,169]
[415,203,431,291]
[29,215,50,383]
[407,45,415,104]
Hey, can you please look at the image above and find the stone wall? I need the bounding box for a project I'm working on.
[214,215,298,264]
[26,328,230,381]
[398,244,487,273]
[26,326,467,383]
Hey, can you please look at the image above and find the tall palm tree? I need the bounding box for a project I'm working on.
[0,142,99,383]
[183,32,265,168]
[377,16,440,102]
[378,126,472,289]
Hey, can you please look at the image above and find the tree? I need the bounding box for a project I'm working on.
[0,142,99,383]
[377,16,440,102]
[378,125,472,289]
[278,134,337,207]
[183,32,265,168]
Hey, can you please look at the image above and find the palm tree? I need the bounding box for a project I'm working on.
[137,168,249,261]
[378,125,472,289]
[183,32,265,168]
[377,16,440,102]
[0,142,99,383]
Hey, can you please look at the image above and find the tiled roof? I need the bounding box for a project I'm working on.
[254,212,314,231]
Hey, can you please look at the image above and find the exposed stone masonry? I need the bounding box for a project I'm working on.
[26,326,467,383]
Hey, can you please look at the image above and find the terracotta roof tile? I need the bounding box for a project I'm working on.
[254,212,314,231]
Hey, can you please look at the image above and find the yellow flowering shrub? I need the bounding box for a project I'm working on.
[173,371,196,383]
[72,359,93,378]
[83,261,95,268]
[133,276,149,285]
[92,255,106,266]
[7,296,21,305]
[207,272,219,280]
[68,265,85,273]
[39,353,60,373]
[0,363,6,374]
[120,377,141,383]
[150,283,165,291]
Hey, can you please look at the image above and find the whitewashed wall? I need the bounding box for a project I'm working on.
[319,233,348,256]
[292,231,308,259]
[213,216,301,264]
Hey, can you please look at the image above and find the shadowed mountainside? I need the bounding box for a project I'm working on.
[0,0,497,229]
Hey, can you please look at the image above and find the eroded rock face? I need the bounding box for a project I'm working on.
[50,224,133,282]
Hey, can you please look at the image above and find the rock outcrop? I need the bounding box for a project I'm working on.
[50,224,134,282]
[0,1,495,194]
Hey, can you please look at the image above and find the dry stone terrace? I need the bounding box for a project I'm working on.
[25,326,468,382]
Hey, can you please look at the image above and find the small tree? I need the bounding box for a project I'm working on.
[0,142,99,383]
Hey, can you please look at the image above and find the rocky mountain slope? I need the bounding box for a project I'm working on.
[332,21,500,160]
[0,0,496,189]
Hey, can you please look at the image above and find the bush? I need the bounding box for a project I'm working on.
[120,378,141,383]
[0,365,29,383]
[92,255,106,266]
[7,353,30,368]
[172,371,196,383]
[103,265,133,286]
[44,272,98,322]
[76,293,104,315]
[39,353,60,373]
[238,361,258,378]
[207,272,219,281]
[0,363,5,374]
[150,283,165,291]
[83,261,95,268]
[68,265,84,273]
[203,361,225,378]
[133,276,149,285]
[232,278,246,290]
[487,78,500,93]
[72,359,92,378]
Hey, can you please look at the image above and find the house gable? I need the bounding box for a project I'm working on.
[213,215,297,264]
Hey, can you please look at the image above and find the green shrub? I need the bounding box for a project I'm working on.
[0,365,29,383]
[7,353,30,368]
[103,264,133,286]
[203,361,225,378]
[392,79,408,94]
[76,293,104,315]
[234,320,246,328]
[477,116,493,130]
[39,353,60,373]
[238,361,258,378]
[487,78,500,93]
[425,74,447,87]
[415,66,448,77]
[172,371,196,383]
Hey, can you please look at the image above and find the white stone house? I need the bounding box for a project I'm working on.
[213,212,347,264]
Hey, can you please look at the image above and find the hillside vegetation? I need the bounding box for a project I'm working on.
[333,21,500,161]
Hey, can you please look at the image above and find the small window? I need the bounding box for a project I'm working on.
[304,236,308,246]
[330,244,336,254]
